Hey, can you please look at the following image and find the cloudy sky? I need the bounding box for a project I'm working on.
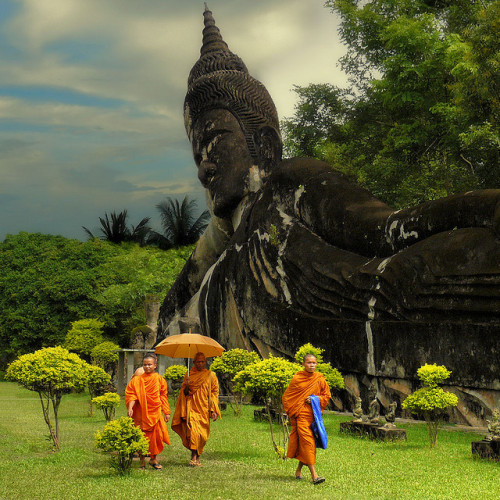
[0,0,348,241]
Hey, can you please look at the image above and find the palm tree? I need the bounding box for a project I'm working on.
[149,196,210,249]
[83,210,151,245]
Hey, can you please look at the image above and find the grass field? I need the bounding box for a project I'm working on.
[0,382,498,500]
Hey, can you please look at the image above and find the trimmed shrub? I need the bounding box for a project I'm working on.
[6,346,89,450]
[402,363,458,447]
[93,392,121,421]
[95,416,149,475]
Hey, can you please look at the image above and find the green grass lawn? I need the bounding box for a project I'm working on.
[0,382,498,500]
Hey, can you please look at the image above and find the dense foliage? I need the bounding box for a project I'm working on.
[402,363,458,447]
[64,319,105,358]
[283,0,499,208]
[90,341,120,369]
[163,364,188,381]
[0,232,193,367]
[5,346,89,449]
[95,416,149,474]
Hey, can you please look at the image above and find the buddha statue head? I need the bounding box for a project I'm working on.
[184,5,282,219]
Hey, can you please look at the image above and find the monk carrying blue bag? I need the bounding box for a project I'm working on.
[310,395,328,449]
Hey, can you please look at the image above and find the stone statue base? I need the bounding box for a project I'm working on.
[254,407,286,423]
[340,421,407,441]
[471,439,500,460]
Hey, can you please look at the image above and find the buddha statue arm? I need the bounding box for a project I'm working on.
[158,216,232,335]
[383,190,500,253]
[274,158,500,258]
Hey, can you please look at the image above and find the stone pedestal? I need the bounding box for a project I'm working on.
[340,421,407,441]
[471,439,500,460]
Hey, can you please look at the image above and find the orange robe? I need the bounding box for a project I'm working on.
[282,371,331,465]
[125,372,170,456]
[171,368,221,455]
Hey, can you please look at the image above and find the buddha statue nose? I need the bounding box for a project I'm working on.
[198,161,216,187]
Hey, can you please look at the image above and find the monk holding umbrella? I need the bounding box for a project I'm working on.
[155,333,223,466]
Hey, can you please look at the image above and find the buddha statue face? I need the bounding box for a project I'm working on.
[191,108,258,219]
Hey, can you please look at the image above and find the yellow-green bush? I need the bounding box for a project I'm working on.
[6,346,89,449]
[95,416,149,474]
[93,392,120,421]
[402,363,458,447]
[163,364,188,381]
[64,319,105,357]
[91,341,119,369]
[294,343,324,363]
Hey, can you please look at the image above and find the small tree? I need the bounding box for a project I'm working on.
[6,346,89,450]
[402,363,458,447]
[64,319,105,359]
[95,416,149,475]
[93,392,121,421]
[91,341,120,371]
[163,365,188,403]
[233,356,301,458]
[87,365,111,416]
[211,349,261,415]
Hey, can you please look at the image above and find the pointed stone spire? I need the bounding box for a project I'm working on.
[201,4,228,55]
[184,6,280,160]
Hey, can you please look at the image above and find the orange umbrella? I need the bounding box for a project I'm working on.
[155,333,225,359]
[155,332,225,378]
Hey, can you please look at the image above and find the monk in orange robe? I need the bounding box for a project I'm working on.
[171,352,221,466]
[125,353,171,469]
[282,354,331,484]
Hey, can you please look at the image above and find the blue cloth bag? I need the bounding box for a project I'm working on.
[310,395,328,449]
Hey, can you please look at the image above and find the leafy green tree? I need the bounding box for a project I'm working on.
[149,196,210,249]
[233,356,301,458]
[83,210,151,245]
[87,364,112,416]
[64,319,105,359]
[402,363,458,447]
[92,392,121,421]
[163,364,188,403]
[95,417,149,474]
[283,0,499,208]
[0,233,192,366]
[211,349,261,415]
[90,341,120,371]
[6,346,89,450]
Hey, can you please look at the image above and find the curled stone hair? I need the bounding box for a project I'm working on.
[185,4,280,162]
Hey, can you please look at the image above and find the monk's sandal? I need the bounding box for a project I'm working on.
[313,477,325,485]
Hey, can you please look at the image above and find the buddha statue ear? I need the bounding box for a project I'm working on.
[253,126,282,174]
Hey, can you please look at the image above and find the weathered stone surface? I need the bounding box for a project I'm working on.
[471,439,500,460]
[340,421,407,441]
[158,6,500,425]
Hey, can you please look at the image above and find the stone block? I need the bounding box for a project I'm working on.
[471,439,500,460]
[340,421,407,441]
